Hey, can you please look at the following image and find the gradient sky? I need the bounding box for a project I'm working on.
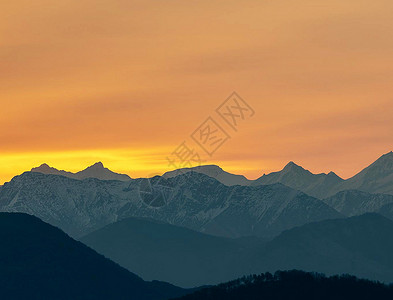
[1,0,392,184]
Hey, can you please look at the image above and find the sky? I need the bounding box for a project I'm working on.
[0,0,392,184]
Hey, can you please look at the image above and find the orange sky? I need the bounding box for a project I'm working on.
[1,0,392,184]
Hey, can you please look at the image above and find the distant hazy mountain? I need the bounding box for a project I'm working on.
[168,153,392,200]
[0,212,187,300]
[173,270,393,300]
[253,162,344,199]
[31,163,76,177]
[323,190,393,217]
[81,217,261,287]
[163,165,251,186]
[31,162,131,181]
[251,151,393,198]
[21,151,393,199]
[0,171,341,238]
[254,213,393,283]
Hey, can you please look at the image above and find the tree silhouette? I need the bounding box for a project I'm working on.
[174,270,393,300]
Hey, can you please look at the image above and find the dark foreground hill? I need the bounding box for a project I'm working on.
[172,270,393,300]
[0,213,188,300]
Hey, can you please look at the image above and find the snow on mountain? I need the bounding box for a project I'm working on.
[150,172,342,238]
[31,162,131,181]
[0,172,134,237]
[0,171,341,239]
[5,151,392,240]
[162,165,251,186]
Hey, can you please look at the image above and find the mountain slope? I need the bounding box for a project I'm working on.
[255,213,393,283]
[183,177,342,238]
[0,212,187,300]
[0,171,341,238]
[336,152,393,195]
[323,190,393,217]
[253,162,344,199]
[81,217,261,287]
[31,162,131,181]
[377,202,393,221]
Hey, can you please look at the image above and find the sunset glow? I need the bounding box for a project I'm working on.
[1,0,392,184]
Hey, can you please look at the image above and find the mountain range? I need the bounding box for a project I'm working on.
[81,213,393,287]
[0,171,341,238]
[1,152,392,240]
[27,151,393,200]
[81,217,257,287]
[31,162,131,181]
[162,152,393,199]
[1,151,392,290]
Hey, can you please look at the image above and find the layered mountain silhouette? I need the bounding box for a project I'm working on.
[0,171,341,238]
[0,212,187,300]
[27,151,393,199]
[31,162,131,181]
[254,213,393,283]
[254,152,393,198]
[1,151,392,239]
[81,217,259,287]
[81,214,393,286]
[161,151,393,199]
[0,151,392,292]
